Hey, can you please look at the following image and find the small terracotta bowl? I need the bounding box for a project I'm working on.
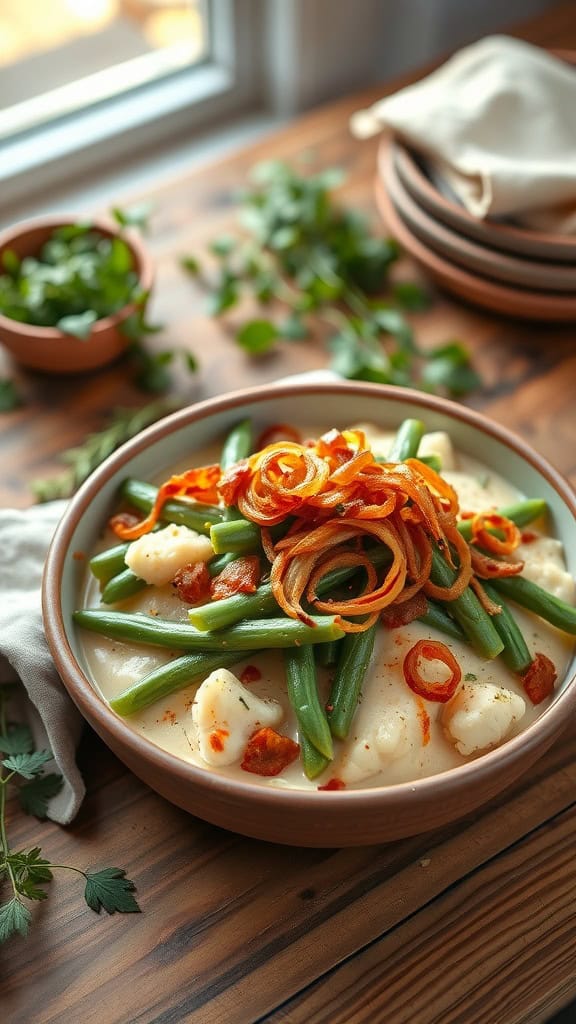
[42,382,576,847]
[0,216,154,373]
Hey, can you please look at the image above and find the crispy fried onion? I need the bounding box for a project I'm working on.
[110,465,221,541]
[470,512,522,555]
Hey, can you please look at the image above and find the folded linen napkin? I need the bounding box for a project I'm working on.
[351,34,576,230]
[0,502,85,823]
[0,372,339,824]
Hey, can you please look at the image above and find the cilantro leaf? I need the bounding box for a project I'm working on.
[2,750,52,780]
[180,255,201,275]
[236,319,278,355]
[422,341,482,397]
[392,281,432,312]
[84,868,141,915]
[19,773,64,819]
[0,724,34,755]
[112,202,153,232]
[56,310,98,340]
[0,899,32,943]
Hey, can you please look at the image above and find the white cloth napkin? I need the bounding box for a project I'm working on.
[0,502,85,824]
[351,34,576,230]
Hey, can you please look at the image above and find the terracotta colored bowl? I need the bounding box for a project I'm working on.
[374,172,576,321]
[380,139,576,293]
[391,141,576,265]
[0,216,154,373]
[42,382,576,847]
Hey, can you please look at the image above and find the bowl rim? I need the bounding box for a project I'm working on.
[0,214,154,339]
[42,380,576,810]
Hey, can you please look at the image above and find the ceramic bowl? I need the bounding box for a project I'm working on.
[0,216,154,373]
[391,141,576,265]
[42,381,576,847]
[374,174,576,321]
[380,139,576,293]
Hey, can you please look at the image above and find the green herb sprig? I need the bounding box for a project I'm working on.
[31,397,179,502]
[0,686,139,943]
[182,160,480,396]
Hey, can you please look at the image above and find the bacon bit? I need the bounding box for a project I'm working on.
[381,591,428,629]
[172,562,212,604]
[414,695,431,746]
[521,530,538,544]
[210,555,261,600]
[111,464,222,540]
[256,423,302,449]
[403,639,462,703]
[521,653,557,705]
[162,709,177,724]
[471,512,521,556]
[218,458,253,508]
[240,664,262,685]
[318,777,346,791]
[240,727,300,776]
[209,728,229,752]
[109,511,141,533]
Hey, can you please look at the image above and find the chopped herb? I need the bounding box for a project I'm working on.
[0,378,22,412]
[464,672,477,681]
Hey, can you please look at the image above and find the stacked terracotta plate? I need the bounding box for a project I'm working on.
[375,136,576,320]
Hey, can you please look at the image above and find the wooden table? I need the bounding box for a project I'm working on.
[2,4,576,1022]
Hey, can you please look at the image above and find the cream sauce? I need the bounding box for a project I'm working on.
[78,427,575,791]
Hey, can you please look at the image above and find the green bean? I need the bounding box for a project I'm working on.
[387,418,425,462]
[315,639,343,667]
[418,602,466,641]
[457,499,547,541]
[220,418,253,470]
[210,518,261,554]
[189,545,393,631]
[488,576,576,636]
[110,650,249,716]
[481,582,533,674]
[283,646,333,760]
[299,732,331,780]
[73,610,345,651]
[430,548,504,659]
[101,569,148,605]
[89,542,130,584]
[120,478,224,533]
[327,622,377,740]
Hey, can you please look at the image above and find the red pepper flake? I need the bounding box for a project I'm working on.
[210,555,261,600]
[318,777,346,791]
[162,709,177,724]
[209,728,229,752]
[72,550,85,561]
[172,562,212,604]
[240,664,262,685]
[241,727,299,776]
[521,652,557,705]
[403,639,462,703]
[520,530,538,544]
[414,695,431,746]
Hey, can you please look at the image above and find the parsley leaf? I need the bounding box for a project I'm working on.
[3,750,52,780]
[0,723,34,755]
[0,378,23,412]
[0,899,32,942]
[19,774,64,819]
[8,848,53,901]
[84,868,141,915]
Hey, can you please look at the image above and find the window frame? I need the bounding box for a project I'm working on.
[0,0,262,212]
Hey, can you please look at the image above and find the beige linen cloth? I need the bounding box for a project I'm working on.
[351,34,576,231]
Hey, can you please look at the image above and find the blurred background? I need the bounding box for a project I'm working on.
[0,0,563,221]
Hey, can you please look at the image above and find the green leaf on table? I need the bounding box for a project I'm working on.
[422,341,482,397]
[2,749,52,780]
[279,313,308,340]
[19,774,64,819]
[8,848,53,900]
[209,235,236,258]
[0,899,32,943]
[206,278,239,316]
[0,724,34,755]
[236,319,278,355]
[112,202,154,232]
[84,868,141,915]
[0,378,23,412]
[130,345,174,394]
[373,307,416,352]
[392,281,432,312]
[180,255,201,276]
[56,310,98,340]
[182,351,199,373]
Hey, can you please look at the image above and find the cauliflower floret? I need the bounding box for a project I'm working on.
[192,668,283,767]
[517,536,575,604]
[442,682,526,757]
[124,523,213,587]
[417,431,456,471]
[339,709,414,784]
